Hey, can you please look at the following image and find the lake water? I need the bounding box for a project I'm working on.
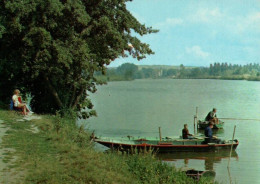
[81,79,260,184]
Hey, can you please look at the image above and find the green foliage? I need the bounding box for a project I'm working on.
[0,109,215,184]
[0,0,157,115]
[126,154,195,184]
[97,62,260,82]
[116,63,138,80]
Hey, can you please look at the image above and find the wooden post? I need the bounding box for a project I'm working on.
[228,125,236,168]
[196,107,198,121]
[196,107,198,133]
[159,127,162,142]
[194,115,196,135]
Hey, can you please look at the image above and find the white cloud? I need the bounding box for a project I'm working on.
[187,8,260,37]
[190,8,223,23]
[249,12,260,21]
[154,8,223,29]
[165,18,183,26]
[186,46,210,58]
[155,18,183,28]
[235,12,260,33]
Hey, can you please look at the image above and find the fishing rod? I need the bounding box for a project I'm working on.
[219,118,260,121]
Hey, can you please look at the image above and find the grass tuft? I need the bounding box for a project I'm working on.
[0,109,216,184]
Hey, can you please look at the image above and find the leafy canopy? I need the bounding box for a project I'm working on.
[0,0,157,117]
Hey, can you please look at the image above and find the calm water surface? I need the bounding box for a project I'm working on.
[81,79,260,184]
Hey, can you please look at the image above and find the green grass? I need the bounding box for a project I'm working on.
[0,109,216,184]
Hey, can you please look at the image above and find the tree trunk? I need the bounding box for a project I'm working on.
[69,85,76,107]
[43,75,63,108]
[72,87,85,109]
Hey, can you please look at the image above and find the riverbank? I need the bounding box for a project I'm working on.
[95,63,260,82]
[95,74,260,82]
[0,109,215,183]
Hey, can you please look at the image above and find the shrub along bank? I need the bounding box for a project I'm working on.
[0,109,215,184]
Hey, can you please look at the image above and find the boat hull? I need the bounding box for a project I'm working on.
[95,139,238,153]
[198,120,224,129]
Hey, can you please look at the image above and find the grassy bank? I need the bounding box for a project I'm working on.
[0,109,215,184]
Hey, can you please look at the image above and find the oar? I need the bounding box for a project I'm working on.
[219,118,260,121]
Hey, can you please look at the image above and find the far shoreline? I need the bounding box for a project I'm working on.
[101,77,260,83]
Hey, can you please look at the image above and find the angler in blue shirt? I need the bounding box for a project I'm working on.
[204,122,220,144]
[205,125,213,139]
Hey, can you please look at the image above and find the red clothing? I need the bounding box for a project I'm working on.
[182,128,192,139]
[18,96,22,103]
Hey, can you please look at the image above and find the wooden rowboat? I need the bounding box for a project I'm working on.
[197,120,224,129]
[184,169,216,181]
[94,136,238,153]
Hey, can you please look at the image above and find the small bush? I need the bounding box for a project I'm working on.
[0,110,216,184]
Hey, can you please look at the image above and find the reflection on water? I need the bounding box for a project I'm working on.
[158,151,238,171]
[83,79,260,184]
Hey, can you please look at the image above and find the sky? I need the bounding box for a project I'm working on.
[110,0,260,67]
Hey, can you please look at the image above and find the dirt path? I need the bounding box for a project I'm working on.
[0,119,17,184]
[0,120,9,173]
[0,115,41,183]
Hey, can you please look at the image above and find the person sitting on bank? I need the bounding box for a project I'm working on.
[205,108,219,124]
[12,89,31,115]
[204,122,220,144]
[182,124,193,139]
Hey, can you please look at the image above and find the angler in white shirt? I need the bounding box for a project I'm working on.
[12,89,31,115]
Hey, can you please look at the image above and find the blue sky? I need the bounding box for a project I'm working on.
[110,0,260,67]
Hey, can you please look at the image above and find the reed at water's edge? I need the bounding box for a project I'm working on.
[0,109,216,184]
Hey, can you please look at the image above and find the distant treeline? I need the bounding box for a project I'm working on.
[95,63,260,81]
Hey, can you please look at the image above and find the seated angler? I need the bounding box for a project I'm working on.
[204,122,221,144]
[182,124,193,139]
[12,89,31,115]
[205,108,219,124]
